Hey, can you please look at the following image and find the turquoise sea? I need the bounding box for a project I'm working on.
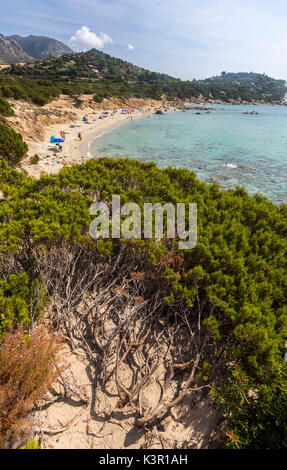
[91,104,287,205]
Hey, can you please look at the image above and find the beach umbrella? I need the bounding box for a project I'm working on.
[51,136,64,143]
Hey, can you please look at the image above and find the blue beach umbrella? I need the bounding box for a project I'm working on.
[50,136,64,143]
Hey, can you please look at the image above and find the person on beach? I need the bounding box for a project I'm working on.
[61,131,68,141]
[78,132,82,141]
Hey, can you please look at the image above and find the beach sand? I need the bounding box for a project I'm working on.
[26,109,154,178]
[4,95,164,178]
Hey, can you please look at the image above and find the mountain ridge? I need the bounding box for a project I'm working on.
[0,33,73,64]
[4,47,285,104]
[0,33,33,64]
[8,34,73,60]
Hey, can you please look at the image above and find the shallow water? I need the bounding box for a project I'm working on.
[91,104,287,204]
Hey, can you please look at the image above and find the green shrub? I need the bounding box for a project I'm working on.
[212,365,287,449]
[0,124,28,165]
[93,93,104,103]
[1,87,14,98]
[9,85,25,100]
[0,273,46,337]
[0,96,14,116]
[30,154,40,165]
[29,93,48,106]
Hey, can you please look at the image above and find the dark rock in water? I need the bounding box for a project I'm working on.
[154,109,165,115]
[185,105,213,111]
[242,111,258,115]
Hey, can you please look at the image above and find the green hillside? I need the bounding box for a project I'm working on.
[204,71,286,102]
[0,48,285,106]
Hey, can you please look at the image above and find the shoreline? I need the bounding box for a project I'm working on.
[18,99,158,178]
[81,101,283,160]
[14,98,284,180]
[80,109,151,159]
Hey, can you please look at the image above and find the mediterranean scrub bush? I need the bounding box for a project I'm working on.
[0,158,286,447]
[0,96,14,116]
[30,154,40,165]
[0,124,28,165]
[212,364,287,449]
[0,273,47,337]
[0,325,63,448]
[1,87,14,98]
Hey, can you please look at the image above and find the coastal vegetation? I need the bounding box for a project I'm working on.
[0,124,28,165]
[0,49,285,105]
[0,155,286,448]
[205,71,285,102]
[0,95,14,116]
[0,325,62,448]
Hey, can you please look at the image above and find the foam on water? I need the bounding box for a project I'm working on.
[91,104,287,204]
[224,163,238,169]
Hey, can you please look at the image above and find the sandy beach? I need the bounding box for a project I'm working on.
[79,108,153,159]
[23,109,154,178]
[4,95,165,178]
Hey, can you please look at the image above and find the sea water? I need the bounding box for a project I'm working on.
[91,104,287,205]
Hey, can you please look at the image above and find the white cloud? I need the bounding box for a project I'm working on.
[68,26,113,51]
[128,44,135,50]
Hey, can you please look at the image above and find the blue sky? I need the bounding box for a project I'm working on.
[1,0,287,80]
